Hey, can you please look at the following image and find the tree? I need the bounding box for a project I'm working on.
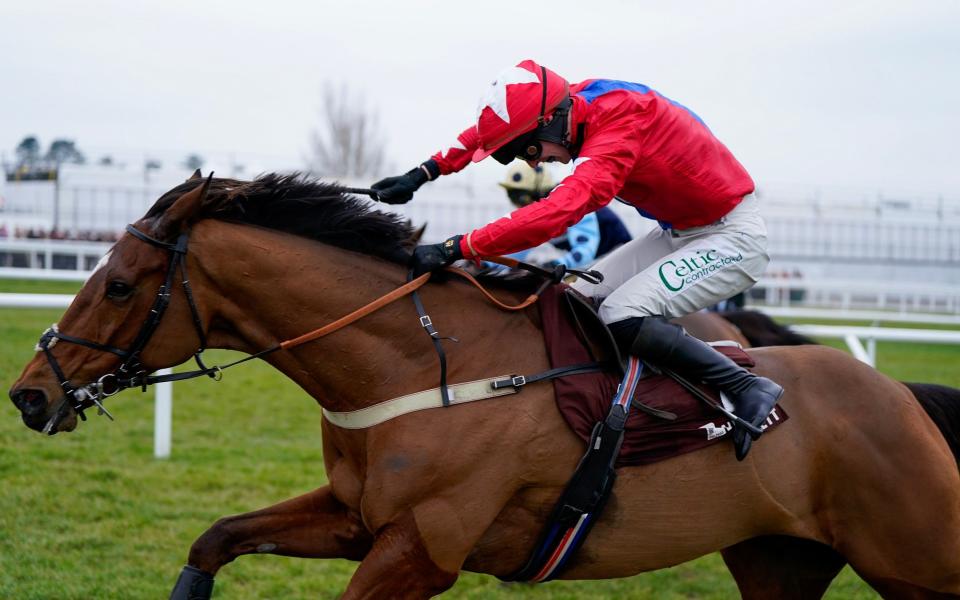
[306,82,386,178]
[98,155,115,166]
[45,139,86,165]
[183,154,204,171]
[15,136,41,167]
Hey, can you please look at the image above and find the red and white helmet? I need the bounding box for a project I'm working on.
[472,59,570,163]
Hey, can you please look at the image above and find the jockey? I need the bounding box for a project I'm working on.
[499,162,633,269]
[499,163,593,269]
[372,59,781,459]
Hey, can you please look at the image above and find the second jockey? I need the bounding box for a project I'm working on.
[498,163,630,269]
[372,59,782,459]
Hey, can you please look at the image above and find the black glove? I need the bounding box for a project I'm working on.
[371,160,439,204]
[410,235,464,277]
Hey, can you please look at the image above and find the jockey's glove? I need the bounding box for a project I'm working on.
[371,159,440,204]
[410,235,464,277]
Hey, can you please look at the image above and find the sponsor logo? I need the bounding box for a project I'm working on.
[700,408,783,440]
[762,408,781,431]
[658,248,743,293]
[700,421,733,440]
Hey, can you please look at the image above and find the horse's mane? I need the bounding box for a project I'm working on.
[144,172,544,293]
[144,173,415,263]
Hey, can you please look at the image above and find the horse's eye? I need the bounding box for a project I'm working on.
[106,280,133,299]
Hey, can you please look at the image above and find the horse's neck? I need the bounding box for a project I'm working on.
[192,222,414,411]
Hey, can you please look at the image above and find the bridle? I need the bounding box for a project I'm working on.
[34,224,217,433]
[32,218,603,435]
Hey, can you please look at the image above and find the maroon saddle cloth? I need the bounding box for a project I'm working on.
[537,285,788,467]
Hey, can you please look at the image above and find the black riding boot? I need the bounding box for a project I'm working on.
[609,316,783,460]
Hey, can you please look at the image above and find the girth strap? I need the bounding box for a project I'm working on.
[491,363,607,390]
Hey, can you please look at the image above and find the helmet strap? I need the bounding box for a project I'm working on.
[568,122,587,158]
[537,66,549,126]
[533,96,572,148]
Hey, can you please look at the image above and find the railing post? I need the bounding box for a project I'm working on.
[154,369,173,459]
[843,333,874,366]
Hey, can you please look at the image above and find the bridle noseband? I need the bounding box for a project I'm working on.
[35,224,213,434]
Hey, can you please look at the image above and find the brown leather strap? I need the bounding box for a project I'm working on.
[444,266,542,312]
[280,273,431,350]
[280,260,547,352]
[484,255,521,269]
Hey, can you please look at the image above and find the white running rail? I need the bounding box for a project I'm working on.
[775,324,960,367]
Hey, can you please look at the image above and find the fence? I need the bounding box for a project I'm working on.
[5,252,959,314]
[754,278,960,314]
[0,238,113,271]
[787,324,960,367]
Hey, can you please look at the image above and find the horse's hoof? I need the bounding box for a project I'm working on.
[169,565,215,600]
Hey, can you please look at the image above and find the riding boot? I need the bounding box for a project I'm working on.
[609,316,783,461]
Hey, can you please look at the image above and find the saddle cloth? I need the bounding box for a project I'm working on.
[538,285,788,467]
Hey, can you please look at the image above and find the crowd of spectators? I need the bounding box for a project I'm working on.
[0,225,120,242]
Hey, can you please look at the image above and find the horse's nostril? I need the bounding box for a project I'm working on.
[11,388,47,416]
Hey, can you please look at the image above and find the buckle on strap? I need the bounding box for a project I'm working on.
[492,374,526,390]
[419,315,432,328]
[35,323,60,351]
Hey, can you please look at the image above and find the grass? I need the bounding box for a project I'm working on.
[2,280,957,598]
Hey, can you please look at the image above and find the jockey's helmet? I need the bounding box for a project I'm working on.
[472,59,570,165]
[499,163,556,207]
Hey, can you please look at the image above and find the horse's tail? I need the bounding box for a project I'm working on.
[719,310,818,347]
[904,382,960,469]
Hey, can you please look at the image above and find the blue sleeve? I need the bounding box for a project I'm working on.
[558,212,600,268]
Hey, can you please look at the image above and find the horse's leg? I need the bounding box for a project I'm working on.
[171,485,370,599]
[340,468,528,600]
[340,511,460,600]
[182,484,370,573]
[187,485,370,572]
[721,536,846,600]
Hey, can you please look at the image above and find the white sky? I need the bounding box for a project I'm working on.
[1,0,958,197]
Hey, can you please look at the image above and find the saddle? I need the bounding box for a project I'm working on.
[541,284,787,467]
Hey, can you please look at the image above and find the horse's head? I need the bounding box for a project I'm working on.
[9,172,214,434]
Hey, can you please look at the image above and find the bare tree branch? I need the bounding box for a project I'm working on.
[306,82,386,178]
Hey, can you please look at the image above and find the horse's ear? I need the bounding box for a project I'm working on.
[401,221,428,250]
[155,173,214,240]
[410,222,427,245]
[187,169,202,182]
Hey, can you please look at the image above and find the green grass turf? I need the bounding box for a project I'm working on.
[0,278,85,295]
[2,297,957,598]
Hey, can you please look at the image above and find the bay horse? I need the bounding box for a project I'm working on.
[719,309,817,347]
[676,310,750,347]
[9,174,960,599]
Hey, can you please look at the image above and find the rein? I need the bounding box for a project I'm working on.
[35,226,598,433]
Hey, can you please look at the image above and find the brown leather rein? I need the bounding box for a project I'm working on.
[280,258,542,352]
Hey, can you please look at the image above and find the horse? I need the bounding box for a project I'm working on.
[9,173,960,599]
[676,310,751,347]
[718,309,817,347]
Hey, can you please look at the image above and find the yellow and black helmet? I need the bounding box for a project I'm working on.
[499,163,556,207]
